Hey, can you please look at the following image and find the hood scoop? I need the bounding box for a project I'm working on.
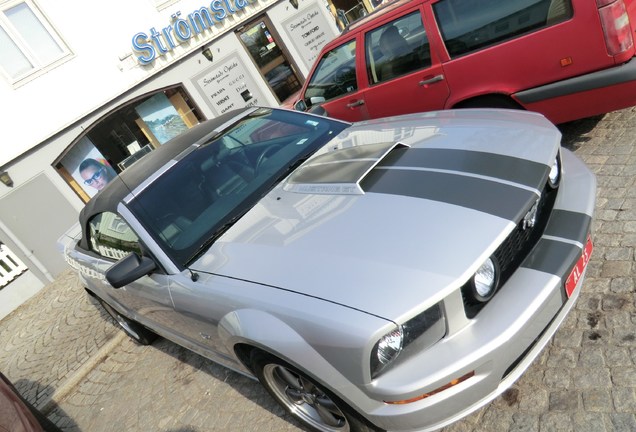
[284,142,409,195]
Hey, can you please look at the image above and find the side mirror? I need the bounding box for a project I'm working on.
[307,104,329,117]
[293,99,307,112]
[106,253,156,288]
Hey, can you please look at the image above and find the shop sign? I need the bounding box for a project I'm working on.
[282,5,336,68]
[132,0,260,65]
[193,53,267,115]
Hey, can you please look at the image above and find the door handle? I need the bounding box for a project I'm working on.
[346,99,365,108]
[419,74,445,87]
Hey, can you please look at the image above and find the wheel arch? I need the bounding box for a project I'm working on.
[221,308,341,376]
[451,93,525,110]
[220,308,378,412]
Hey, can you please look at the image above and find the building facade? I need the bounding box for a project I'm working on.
[0,0,378,299]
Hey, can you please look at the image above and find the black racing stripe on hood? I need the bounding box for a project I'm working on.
[544,210,592,245]
[521,238,582,280]
[378,148,550,190]
[362,168,537,221]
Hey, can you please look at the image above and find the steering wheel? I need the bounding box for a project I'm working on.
[333,66,356,93]
[255,145,283,174]
[226,158,254,181]
[334,66,355,84]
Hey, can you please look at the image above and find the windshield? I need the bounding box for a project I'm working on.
[128,108,348,268]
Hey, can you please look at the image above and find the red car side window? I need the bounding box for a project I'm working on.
[304,39,357,106]
[365,11,432,84]
[433,0,574,58]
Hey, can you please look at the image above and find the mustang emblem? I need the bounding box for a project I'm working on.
[522,198,540,230]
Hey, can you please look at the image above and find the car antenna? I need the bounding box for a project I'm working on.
[188,268,200,282]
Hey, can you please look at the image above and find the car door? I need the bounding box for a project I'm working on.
[67,211,176,332]
[361,6,450,119]
[301,37,370,121]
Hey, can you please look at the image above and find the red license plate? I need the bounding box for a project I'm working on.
[565,236,593,298]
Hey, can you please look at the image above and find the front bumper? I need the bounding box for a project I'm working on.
[356,149,596,432]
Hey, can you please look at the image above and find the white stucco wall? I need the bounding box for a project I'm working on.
[0,0,286,167]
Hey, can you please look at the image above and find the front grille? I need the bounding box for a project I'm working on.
[462,184,558,318]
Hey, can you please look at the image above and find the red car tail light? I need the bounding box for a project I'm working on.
[597,0,634,56]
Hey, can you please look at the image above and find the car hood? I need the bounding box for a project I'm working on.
[191,110,560,321]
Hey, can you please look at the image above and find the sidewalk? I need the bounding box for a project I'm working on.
[0,270,119,412]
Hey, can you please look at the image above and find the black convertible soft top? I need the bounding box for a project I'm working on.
[77,107,252,252]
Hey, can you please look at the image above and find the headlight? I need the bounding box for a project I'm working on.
[548,155,560,188]
[468,257,499,303]
[370,303,446,378]
[371,327,403,377]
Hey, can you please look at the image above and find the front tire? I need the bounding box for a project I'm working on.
[97,298,157,345]
[251,350,383,432]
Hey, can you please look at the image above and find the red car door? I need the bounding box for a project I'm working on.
[360,6,450,119]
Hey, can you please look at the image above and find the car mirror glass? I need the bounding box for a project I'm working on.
[293,99,307,111]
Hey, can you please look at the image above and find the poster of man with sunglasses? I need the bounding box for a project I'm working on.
[79,158,116,192]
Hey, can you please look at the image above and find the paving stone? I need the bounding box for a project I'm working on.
[612,387,636,413]
[609,278,634,293]
[578,347,605,368]
[605,347,633,367]
[509,413,539,432]
[601,261,633,278]
[572,412,609,432]
[610,413,636,432]
[581,388,612,412]
[549,390,580,411]
[539,412,573,432]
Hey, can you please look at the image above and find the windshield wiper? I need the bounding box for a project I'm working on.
[184,215,243,266]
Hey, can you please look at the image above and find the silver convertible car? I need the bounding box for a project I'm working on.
[60,107,595,432]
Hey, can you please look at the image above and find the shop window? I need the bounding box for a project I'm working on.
[0,0,71,84]
[237,18,303,104]
[54,86,205,202]
[89,212,142,261]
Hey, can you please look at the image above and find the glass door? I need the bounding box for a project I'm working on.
[238,18,302,104]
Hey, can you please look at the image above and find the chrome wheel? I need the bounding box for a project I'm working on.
[104,302,142,339]
[96,297,157,345]
[262,363,349,432]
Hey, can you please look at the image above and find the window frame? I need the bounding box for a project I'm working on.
[151,0,180,11]
[0,0,72,86]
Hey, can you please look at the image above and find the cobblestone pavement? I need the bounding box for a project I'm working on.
[2,108,636,431]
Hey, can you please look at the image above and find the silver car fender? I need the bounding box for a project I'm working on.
[218,307,389,412]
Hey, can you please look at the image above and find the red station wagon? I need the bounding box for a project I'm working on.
[291,0,636,124]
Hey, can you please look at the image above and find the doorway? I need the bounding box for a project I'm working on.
[237,17,303,104]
